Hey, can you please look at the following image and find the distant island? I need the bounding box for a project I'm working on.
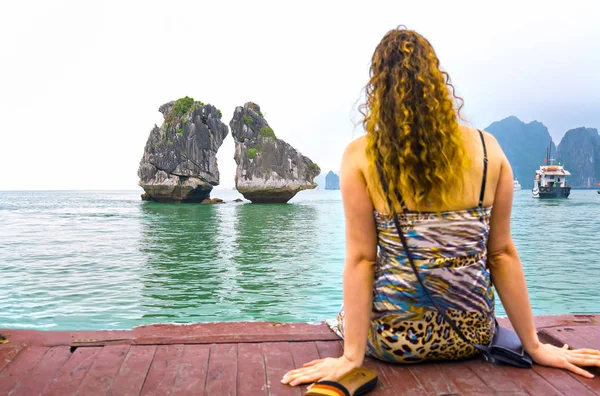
[486,116,600,189]
[325,171,340,190]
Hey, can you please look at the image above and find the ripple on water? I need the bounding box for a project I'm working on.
[0,189,598,330]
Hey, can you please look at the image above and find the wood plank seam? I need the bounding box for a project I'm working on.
[532,366,568,395]
[9,346,52,394]
[202,344,212,394]
[464,361,511,395]
[112,345,158,395]
[140,346,159,395]
[262,349,269,396]
[566,371,600,395]
[406,366,430,396]
[74,345,130,396]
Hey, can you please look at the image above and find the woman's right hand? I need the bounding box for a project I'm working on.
[527,343,600,378]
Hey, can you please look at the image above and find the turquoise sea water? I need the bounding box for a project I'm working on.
[1,189,599,330]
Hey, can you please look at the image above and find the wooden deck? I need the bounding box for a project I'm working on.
[1,315,599,395]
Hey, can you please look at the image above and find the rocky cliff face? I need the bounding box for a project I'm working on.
[138,97,228,202]
[557,127,600,188]
[486,116,555,187]
[230,102,320,203]
[325,171,340,190]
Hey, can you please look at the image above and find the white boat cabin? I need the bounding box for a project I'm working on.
[534,165,571,188]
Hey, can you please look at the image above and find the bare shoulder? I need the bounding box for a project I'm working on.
[459,125,505,161]
[341,135,368,167]
[343,135,368,157]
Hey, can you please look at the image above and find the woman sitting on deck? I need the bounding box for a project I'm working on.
[282,26,600,387]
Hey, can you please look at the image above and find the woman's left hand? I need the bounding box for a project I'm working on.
[281,355,359,387]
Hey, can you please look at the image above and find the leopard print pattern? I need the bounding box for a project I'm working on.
[331,308,494,364]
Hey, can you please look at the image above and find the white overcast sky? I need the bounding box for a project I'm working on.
[1,0,598,190]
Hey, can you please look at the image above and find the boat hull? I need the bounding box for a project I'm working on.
[532,185,571,198]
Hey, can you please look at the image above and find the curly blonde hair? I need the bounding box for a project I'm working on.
[361,26,469,213]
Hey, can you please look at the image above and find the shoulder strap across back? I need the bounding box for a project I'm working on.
[477,129,488,208]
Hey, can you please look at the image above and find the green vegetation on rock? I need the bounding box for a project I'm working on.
[248,147,258,159]
[217,109,222,118]
[242,115,253,125]
[259,127,275,139]
[177,129,183,136]
[309,163,319,172]
[172,96,195,116]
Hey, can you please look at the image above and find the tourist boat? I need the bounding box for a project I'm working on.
[597,182,600,194]
[532,144,571,199]
[513,179,522,191]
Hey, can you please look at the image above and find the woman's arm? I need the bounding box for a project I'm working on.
[487,151,540,352]
[338,139,378,365]
[488,141,600,378]
[282,139,377,386]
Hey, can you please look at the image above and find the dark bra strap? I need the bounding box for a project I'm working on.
[477,129,488,208]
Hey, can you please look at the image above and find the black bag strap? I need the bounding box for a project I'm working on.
[477,129,488,208]
[376,164,491,353]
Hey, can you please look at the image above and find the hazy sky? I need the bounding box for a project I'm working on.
[1,0,598,190]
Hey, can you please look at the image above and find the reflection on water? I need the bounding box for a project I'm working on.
[1,189,599,330]
[139,203,221,321]
[230,204,322,321]
[137,197,342,324]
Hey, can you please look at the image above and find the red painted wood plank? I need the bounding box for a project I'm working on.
[172,344,210,396]
[4,315,599,348]
[204,343,237,396]
[5,315,600,349]
[76,344,130,395]
[0,322,340,348]
[0,345,23,371]
[289,341,319,368]
[362,357,390,393]
[533,365,597,396]
[44,347,101,396]
[315,340,343,359]
[500,365,563,395]
[262,342,302,396]
[0,346,48,395]
[569,373,600,394]
[107,345,157,396]
[289,341,320,394]
[541,326,600,350]
[408,362,460,395]
[11,346,72,396]
[140,344,183,396]
[465,357,525,393]
[437,361,495,395]
[376,361,426,396]
[237,343,268,396]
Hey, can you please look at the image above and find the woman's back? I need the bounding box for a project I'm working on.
[328,126,502,363]
[351,125,503,215]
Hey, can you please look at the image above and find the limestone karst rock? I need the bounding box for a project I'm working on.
[325,171,340,190]
[486,116,555,187]
[557,127,600,188]
[230,102,320,203]
[138,97,228,202]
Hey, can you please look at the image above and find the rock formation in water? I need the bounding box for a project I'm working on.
[325,171,340,190]
[138,97,229,202]
[230,102,320,203]
[557,127,600,188]
[486,116,555,187]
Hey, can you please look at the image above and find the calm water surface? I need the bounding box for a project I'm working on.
[1,189,599,330]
